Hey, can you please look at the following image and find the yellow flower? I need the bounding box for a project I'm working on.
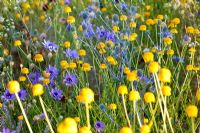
[69,62,77,69]
[143,118,149,124]
[170,28,178,34]
[146,19,154,25]
[148,61,160,73]
[158,68,171,82]
[127,70,138,81]
[157,14,164,20]
[140,124,150,133]
[22,16,29,23]
[32,84,44,96]
[100,63,107,69]
[186,105,198,118]
[40,15,45,21]
[66,16,75,24]
[57,117,78,133]
[145,5,151,10]
[139,25,147,31]
[107,56,118,65]
[43,78,50,85]
[21,67,29,74]
[64,6,72,13]
[43,72,51,78]
[120,15,127,21]
[78,88,94,104]
[129,33,138,41]
[19,76,26,82]
[18,115,24,121]
[97,42,106,49]
[21,2,30,11]
[124,67,130,74]
[186,64,193,71]
[129,90,140,101]
[101,7,107,12]
[15,13,21,19]
[113,25,120,32]
[64,41,71,48]
[0,103,2,108]
[161,86,171,96]
[196,89,200,101]
[14,40,22,46]
[74,117,80,123]
[143,52,154,63]
[79,49,86,56]
[34,54,44,62]
[78,25,83,32]
[7,80,20,94]
[109,103,117,110]
[186,26,194,34]
[79,126,92,133]
[118,85,128,95]
[60,60,69,69]
[167,49,174,56]
[119,127,132,133]
[129,22,136,28]
[144,12,150,17]
[171,18,180,25]
[163,37,172,45]
[82,63,91,71]
[144,92,155,103]
[188,47,196,53]
[153,19,158,24]
[194,29,200,34]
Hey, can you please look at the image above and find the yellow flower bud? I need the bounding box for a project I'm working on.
[79,126,92,133]
[21,67,29,74]
[19,76,26,82]
[60,60,69,69]
[163,37,172,45]
[161,86,171,96]
[14,40,22,46]
[129,90,140,101]
[57,117,78,133]
[186,105,198,118]
[140,124,150,133]
[66,16,75,24]
[18,115,24,121]
[109,103,117,110]
[82,63,91,71]
[32,84,44,96]
[100,63,107,69]
[148,61,160,73]
[139,25,147,31]
[79,49,86,56]
[64,41,71,48]
[34,54,44,62]
[127,70,138,81]
[119,127,132,133]
[144,92,155,103]
[7,80,20,94]
[78,88,94,104]
[118,85,128,95]
[158,68,171,82]
[143,52,154,63]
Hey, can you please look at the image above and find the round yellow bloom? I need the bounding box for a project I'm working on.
[79,49,86,56]
[188,47,196,53]
[60,60,69,69]
[119,127,132,133]
[145,5,151,10]
[64,41,71,48]
[43,78,50,85]
[34,54,44,62]
[139,25,147,31]
[7,80,20,94]
[146,19,154,25]
[186,64,193,71]
[74,117,80,123]
[120,15,127,21]
[113,25,120,32]
[129,33,138,41]
[21,67,29,74]
[158,68,171,82]
[167,49,174,56]
[69,62,77,69]
[57,117,78,133]
[19,76,26,82]
[124,67,130,74]
[186,105,198,118]
[194,29,200,34]
[186,26,194,34]
[118,85,128,95]
[163,37,172,45]
[196,89,200,101]
[32,84,44,96]
[140,124,150,133]
[144,92,155,103]
[127,70,138,81]
[43,72,51,78]
[143,52,154,63]
[109,103,117,110]
[161,86,171,96]
[78,88,94,104]
[79,126,92,133]
[16,13,21,19]
[129,90,140,101]
[67,16,75,24]
[14,40,22,46]
[21,2,30,11]
[171,18,180,25]
[130,22,136,28]
[100,63,107,69]
[148,61,159,73]
[144,12,150,17]
[82,63,91,71]
[18,115,24,121]
[0,103,2,108]
[157,15,164,20]
[64,6,72,13]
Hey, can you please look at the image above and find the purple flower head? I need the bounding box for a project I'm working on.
[46,65,58,79]
[2,128,16,133]
[94,121,105,132]
[33,113,45,121]
[64,0,71,4]
[1,89,15,102]
[183,34,191,42]
[28,72,41,84]
[64,73,78,86]
[42,40,59,52]
[50,88,63,100]
[64,49,79,59]
[18,89,27,101]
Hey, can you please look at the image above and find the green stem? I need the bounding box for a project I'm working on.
[122,95,131,128]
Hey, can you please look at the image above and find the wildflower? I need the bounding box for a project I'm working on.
[18,115,24,121]
[140,124,150,133]
[32,84,44,96]
[113,25,120,32]
[129,22,136,28]
[119,127,132,133]
[163,37,172,45]
[43,78,50,85]
[34,54,44,62]
[158,68,171,82]
[77,88,94,104]
[144,92,155,103]
[14,40,22,46]
[196,89,200,101]
[63,41,71,48]
[124,67,130,74]
[167,49,174,56]
[74,117,80,123]
[1,89,15,102]
[79,49,86,56]
[129,90,140,101]
[0,103,2,108]
[19,76,26,82]
[186,26,194,34]
[127,70,138,81]
[64,48,79,59]
[146,19,154,25]
[46,65,58,79]
[66,16,75,24]
[94,121,105,132]
[16,13,21,19]
[64,6,72,13]
[143,52,154,63]
[194,29,200,34]
[64,73,78,86]
[21,2,30,11]
[7,80,20,94]
[50,88,63,100]
[186,64,193,71]
[120,15,127,21]
[157,14,164,20]
[139,25,147,31]
[21,67,29,74]
[60,60,69,69]
[186,105,198,118]
[100,63,107,69]
[109,103,117,110]
[171,18,180,25]
[82,63,91,71]
[69,62,77,69]
[57,117,78,133]
[161,86,171,96]
[18,89,27,100]
[79,126,92,133]
[28,72,41,84]
[148,61,160,73]
[42,40,59,52]
[2,128,16,133]
[188,47,196,53]
[129,33,138,41]
[118,85,128,95]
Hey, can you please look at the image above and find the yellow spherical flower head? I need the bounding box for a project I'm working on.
[32,84,44,96]
[21,67,29,74]
[100,63,107,69]
[74,117,80,123]
[146,19,154,25]
[120,15,127,21]
[7,80,20,94]
[64,6,72,13]
[79,126,92,133]
[127,70,138,81]
[78,88,94,104]
[124,67,130,74]
[66,16,75,24]
[69,62,77,69]
[171,18,180,25]
[18,115,24,121]
[21,2,30,11]
[109,103,117,110]
[167,49,174,56]
[148,61,160,73]
[143,52,154,63]
[129,22,136,28]
[161,86,171,96]
[57,117,78,133]
[14,40,22,46]
[144,92,155,103]
[139,25,147,31]
[34,54,44,62]
[140,124,150,133]
[129,33,138,41]
[186,105,198,118]
[64,41,71,48]
[119,127,132,133]
[113,25,120,32]
[196,89,200,101]
[19,76,26,82]
[186,26,194,34]
[129,90,140,101]
[118,85,128,95]
[158,68,171,83]
[82,63,91,72]
[188,47,196,54]
[60,60,69,69]
[186,64,193,71]
[163,37,172,45]
[79,49,86,57]
[157,14,164,20]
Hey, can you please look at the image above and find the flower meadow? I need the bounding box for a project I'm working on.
[0,0,200,132]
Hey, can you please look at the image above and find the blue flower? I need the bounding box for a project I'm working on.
[46,65,58,79]
[99,104,106,113]
[1,89,15,102]
[18,89,27,101]
[42,40,59,52]
[64,49,79,59]
[64,0,71,4]
[2,128,16,133]
[50,88,63,100]
[94,121,105,132]
[64,73,78,86]
[183,35,191,42]
[28,72,41,84]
